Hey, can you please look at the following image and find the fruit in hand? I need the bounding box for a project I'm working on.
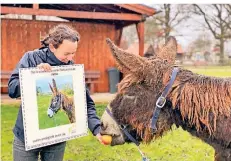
[101,135,112,145]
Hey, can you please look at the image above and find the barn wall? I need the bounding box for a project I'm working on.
[1,19,121,92]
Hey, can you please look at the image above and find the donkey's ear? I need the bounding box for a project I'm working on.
[52,78,58,93]
[156,36,177,65]
[106,38,146,76]
[49,83,54,93]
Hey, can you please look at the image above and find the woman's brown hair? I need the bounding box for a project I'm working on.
[41,24,80,49]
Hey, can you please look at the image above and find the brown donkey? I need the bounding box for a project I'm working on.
[100,37,231,161]
[47,78,75,123]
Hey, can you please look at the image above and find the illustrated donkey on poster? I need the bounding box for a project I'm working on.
[47,78,75,123]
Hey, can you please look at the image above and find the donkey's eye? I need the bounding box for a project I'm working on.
[124,95,135,100]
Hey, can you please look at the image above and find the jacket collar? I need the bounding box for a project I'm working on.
[40,46,73,65]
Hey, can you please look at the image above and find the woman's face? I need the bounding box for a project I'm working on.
[50,39,78,63]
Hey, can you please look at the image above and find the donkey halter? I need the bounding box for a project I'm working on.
[50,94,63,113]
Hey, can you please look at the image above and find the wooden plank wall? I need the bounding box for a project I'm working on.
[1,19,120,92]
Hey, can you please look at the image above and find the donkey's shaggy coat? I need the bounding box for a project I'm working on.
[101,37,231,161]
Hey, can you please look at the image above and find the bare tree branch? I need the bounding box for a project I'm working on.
[169,10,180,26]
[193,4,219,39]
[172,15,190,28]
[222,4,231,30]
[152,4,190,41]
[192,4,231,64]
[155,16,165,24]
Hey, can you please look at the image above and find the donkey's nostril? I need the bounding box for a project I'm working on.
[100,122,104,128]
[100,122,107,131]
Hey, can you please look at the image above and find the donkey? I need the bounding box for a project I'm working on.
[47,78,76,123]
[100,37,231,161]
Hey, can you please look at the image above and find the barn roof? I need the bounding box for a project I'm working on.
[1,4,157,26]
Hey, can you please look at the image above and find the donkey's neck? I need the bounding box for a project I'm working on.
[159,103,213,147]
[60,93,75,123]
[167,105,231,161]
[165,72,231,158]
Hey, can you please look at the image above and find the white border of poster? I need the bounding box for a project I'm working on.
[19,64,88,151]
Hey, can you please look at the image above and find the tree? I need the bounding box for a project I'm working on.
[152,4,190,42]
[122,18,160,46]
[122,5,190,46]
[36,86,42,96]
[193,4,231,64]
[144,17,162,45]
[186,32,212,61]
[193,32,212,52]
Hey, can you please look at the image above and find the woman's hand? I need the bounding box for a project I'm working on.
[96,133,106,145]
[37,63,52,72]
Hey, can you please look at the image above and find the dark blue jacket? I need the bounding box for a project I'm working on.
[8,47,101,142]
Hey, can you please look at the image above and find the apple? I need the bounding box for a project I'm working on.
[101,135,112,145]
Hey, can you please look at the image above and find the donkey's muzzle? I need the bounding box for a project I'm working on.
[47,108,54,118]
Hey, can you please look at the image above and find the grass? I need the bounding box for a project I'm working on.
[37,95,70,129]
[2,66,231,161]
[1,104,214,161]
[184,66,231,77]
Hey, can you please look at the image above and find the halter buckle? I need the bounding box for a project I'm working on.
[156,96,166,108]
[119,124,128,130]
[151,127,157,134]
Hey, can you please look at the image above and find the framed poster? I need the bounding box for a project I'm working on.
[19,65,88,151]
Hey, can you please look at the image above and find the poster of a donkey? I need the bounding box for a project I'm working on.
[100,37,231,161]
[36,75,75,129]
[19,65,88,150]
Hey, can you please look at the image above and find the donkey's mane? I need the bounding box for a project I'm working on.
[59,92,75,123]
[170,69,231,135]
[60,92,74,108]
[112,66,231,142]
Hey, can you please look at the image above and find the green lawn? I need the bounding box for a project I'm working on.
[184,66,231,77]
[2,66,231,161]
[1,104,214,161]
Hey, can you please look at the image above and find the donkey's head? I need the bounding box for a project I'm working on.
[47,78,62,118]
[100,37,178,146]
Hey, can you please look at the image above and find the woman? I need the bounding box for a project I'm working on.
[8,24,104,161]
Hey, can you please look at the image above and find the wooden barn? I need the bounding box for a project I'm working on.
[1,4,156,93]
